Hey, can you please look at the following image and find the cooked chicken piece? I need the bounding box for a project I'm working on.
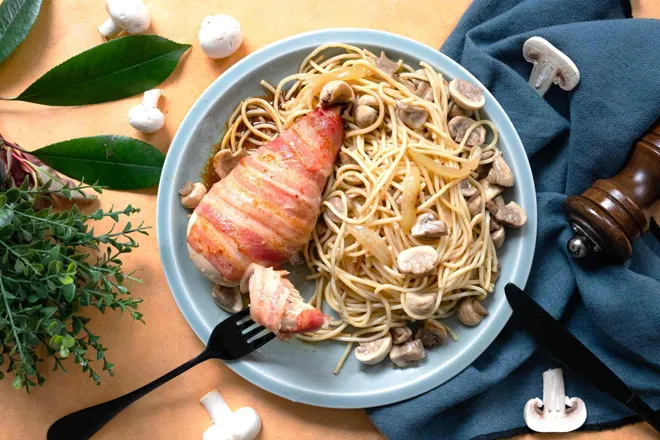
[240,264,327,338]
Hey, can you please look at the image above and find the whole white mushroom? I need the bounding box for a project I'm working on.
[198,15,243,59]
[128,89,165,133]
[98,0,151,40]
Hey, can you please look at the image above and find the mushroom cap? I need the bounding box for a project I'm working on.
[128,104,164,133]
[199,14,243,59]
[396,101,428,130]
[448,116,486,146]
[448,79,485,111]
[320,80,355,107]
[354,334,393,365]
[355,103,378,128]
[524,397,587,433]
[397,245,439,277]
[374,51,399,77]
[523,36,580,91]
[212,285,243,313]
[494,201,527,228]
[213,149,247,179]
[106,0,151,34]
[448,102,473,119]
[389,339,426,368]
[411,213,448,240]
[390,326,413,344]
[456,297,488,326]
[404,292,437,316]
[357,94,379,108]
[486,155,514,187]
[180,181,207,209]
[467,179,504,215]
[460,179,478,198]
[415,319,447,348]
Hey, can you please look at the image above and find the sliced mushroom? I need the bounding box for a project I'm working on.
[486,195,505,216]
[325,196,345,223]
[409,69,428,88]
[448,102,473,119]
[213,149,247,179]
[389,339,426,368]
[448,116,486,146]
[404,292,437,315]
[490,216,502,232]
[411,213,448,240]
[456,297,488,326]
[415,319,448,349]
[397,246,439,277]
[474,149,497,180]
[495,201,527,228]
[492,227,506,249]
[460,179,478,198]
[320,80,354,107]
[486,155,514,187]
[396,101,429,130]
[391,326,413,344]
[374,51,399,77]
[354,334,393,365]
[211,284,243,313]
[448,79,485,111]
[180,181,207,209]
[523,37,580,97]
[467,180,504,215]
[414,81,434,102]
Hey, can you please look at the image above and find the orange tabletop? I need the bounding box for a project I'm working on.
[0,1,658,439]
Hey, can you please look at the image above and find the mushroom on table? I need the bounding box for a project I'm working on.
[128,89,165,133]
[98,0,150,39]
[199,14,243,59]
[523,36,580,96]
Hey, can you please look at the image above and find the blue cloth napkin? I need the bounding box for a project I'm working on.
[367,1,660,438]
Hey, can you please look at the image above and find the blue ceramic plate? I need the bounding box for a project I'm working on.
[157,29,537,409]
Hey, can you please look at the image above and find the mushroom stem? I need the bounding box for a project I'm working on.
[529,62,560,96]
[201,390,233,424]
[142,89,162,108]
[543,368,565,414]
[98,17,122,39]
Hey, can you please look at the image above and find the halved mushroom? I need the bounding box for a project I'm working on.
[389,339,426,368]
[211,285,243,313]
[448,102,473,119]
[325,196,345,223]
[404,292,437,315]
[391,326,413,344]
[415,319,447,349]
[456,297,488,326]
[320,80,354,107]
[486,155,514,187]
[355,95,379,128]
[448,79,485,111]
[467,180,504,215]
[486,195,505,216]
[213,149,247,179]
[495,201,527,228]
[460,179,478,198]
[523,37,580,97]
[180,181,208,209]
[374,51,399,77]
[474,149,496,180]
[397,246,439,277]
[492,227,506,249]
[411,213,448,240]
[448,116,486,146]
[355,334,393,365]
[396,101,428,129]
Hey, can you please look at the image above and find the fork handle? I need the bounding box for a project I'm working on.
[47,349,212,440]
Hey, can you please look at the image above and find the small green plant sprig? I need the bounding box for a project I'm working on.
[0,161,148,392]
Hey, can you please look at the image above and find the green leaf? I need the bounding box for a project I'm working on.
[39,306,57,318]
[0,0,43,65]
[62,335,75,348]
[11,35,191,106]
[61,283,75,302]
[31,136,165,190]
[12,374,22,390]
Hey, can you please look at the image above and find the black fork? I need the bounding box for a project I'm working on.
[47,307,275,440]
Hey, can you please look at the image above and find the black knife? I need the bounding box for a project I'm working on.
[504,283,660,432]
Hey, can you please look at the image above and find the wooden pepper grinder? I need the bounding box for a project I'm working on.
[564,120,660,263]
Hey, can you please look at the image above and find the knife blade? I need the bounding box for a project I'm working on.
[504,283,660,432]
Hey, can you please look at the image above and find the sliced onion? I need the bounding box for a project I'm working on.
[401,165,421,233]
[409,150,479,180]
[347,224,392,266]
[310,65,372,98]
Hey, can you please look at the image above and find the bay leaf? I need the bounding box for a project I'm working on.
[11,35,190,106]
[0,0,42,65]
[31,136,165,190]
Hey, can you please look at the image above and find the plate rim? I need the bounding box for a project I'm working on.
[157,27,537,409]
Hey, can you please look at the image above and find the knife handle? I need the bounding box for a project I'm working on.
[565,119,660,262]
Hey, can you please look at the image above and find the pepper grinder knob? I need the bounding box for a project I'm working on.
[564,120,660,263]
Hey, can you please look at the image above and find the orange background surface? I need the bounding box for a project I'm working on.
[0,1,658,439]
